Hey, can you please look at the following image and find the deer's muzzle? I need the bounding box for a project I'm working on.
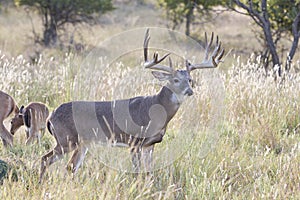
[185,89,194,96]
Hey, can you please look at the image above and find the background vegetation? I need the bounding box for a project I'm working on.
[0,0,300,199]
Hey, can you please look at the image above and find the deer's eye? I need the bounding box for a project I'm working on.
[174,79,179,83]
[188,79,192,83]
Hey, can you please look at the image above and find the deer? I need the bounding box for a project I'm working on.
[10,102,49,145]
[38,29,225,183]
[0,90,19,147]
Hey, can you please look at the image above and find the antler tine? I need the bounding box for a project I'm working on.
[143,28,173,74]
[144,29,150,62]
[168,57,173,70]
[144,54,173,73]
[204,32,214,60]
[188,32,225,71]
[212,41,221,60]
[217,48,225,61]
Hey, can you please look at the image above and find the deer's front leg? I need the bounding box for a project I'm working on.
[141,145,154,173]
[130,146,141,173]
[25,128,36,145]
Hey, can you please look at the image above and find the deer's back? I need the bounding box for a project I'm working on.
[49,97,164,146]
[24,103,49,129]
[0,91,17,120]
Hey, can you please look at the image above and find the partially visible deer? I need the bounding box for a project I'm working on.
[10,102,49,145]
[39,29,225,183]
[0,91,18,147]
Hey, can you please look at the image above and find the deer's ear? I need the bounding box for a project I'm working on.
[19,105,25,114]
[151,71,172,81]
[14,105,19,114]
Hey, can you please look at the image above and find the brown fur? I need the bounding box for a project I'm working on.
[10,102,49,145]
[38,29,224,183]
[0,91,18,147]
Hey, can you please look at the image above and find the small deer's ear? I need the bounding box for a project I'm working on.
[19,105,25,114]
[151,71,172,81]
[14,105,19,114]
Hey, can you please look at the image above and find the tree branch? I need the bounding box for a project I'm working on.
[232,0,263,27]
[233,0,281,73]
[286,11,300,70]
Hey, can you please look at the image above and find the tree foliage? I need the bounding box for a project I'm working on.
[15,0,114,46]
[227,0,300,74]
[158,0,224,36]
[159,0,300,74]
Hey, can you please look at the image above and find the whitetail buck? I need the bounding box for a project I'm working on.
[39,29,225,183]
[10,102,49,145]
[0,91,18,147]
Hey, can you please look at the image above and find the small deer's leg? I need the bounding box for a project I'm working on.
[26,128,39,145]
[66,145,88,174]
[41,127,45,135]
[36,129,44,146]
[141,145,154,173]
[25,128,29,139]
[39,128,46,142]
[39,145,64,184]
[37,134,41,146]
[25,127,33,145]
[25,132,35,145]
[131,147,141,173]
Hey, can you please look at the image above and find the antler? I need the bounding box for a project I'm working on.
[187,32,225,72]
[143,29,173,74]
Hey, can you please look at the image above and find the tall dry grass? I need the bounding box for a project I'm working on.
[0,51,300,199]
[1,1,300,199]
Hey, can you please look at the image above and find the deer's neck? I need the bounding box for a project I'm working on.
[156,86,181,122]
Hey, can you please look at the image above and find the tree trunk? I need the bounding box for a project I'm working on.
[43,21,57,46]
[286,12,300,71]
[232,0,282,76]
[185,2,194,36]
[260,0,281,76]
[262,23,281,75]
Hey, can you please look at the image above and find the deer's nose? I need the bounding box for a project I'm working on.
[185,88,194,96]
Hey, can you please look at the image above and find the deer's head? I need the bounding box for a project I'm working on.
[10,105,25,135]
[143,29,225,102]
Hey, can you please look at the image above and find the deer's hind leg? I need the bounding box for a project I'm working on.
[66,144,88,175]
[39,144,72,183]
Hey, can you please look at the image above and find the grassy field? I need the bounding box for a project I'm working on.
[1,1,300,199]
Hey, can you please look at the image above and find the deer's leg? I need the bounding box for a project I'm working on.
[0,124,13,147]
[141,145,154,173]
[39,145,65,184]
[35,128,46,145]
[25,127,34,145]
[36,129,44,146]
[26,128,40,145]
[25,131,36,145]
[39,128,46,142]
[131,147,141,173]
[66,145,88,174]
[25,128,29,139]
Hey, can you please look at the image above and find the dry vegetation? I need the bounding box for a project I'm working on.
[1,0,300,199]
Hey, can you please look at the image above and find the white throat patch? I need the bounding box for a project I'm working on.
[170,92,184,105]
